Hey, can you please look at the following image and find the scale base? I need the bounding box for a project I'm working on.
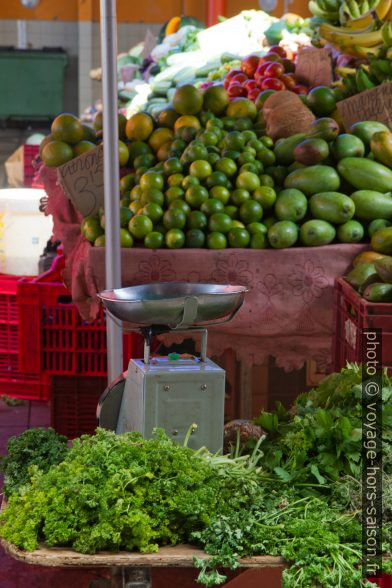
[98,357,225,453]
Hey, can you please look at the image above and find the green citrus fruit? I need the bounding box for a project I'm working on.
[163,209,186,229]
[128,214,153,239]
[207,232,227,249]
[228,227,250,248]
[166,186,185,204]
[201,198,225,217]
[187,210,208,230]
[210,185,231,204]
[140,171,164,191]
[186,229,206,248]
[51,113,84,144]
[224,205,239,219]
[226,98,257,120]
[128,141,152,164]
[142,202,163,223]
[173,84,203,115]
[239,200,263,224]
[125,112,154,141]
[73,140,95,157]
[158,108,180,129]
[231,188,251,206]
[120,228,134,247]
[190,159,212,179]
[250,233,267,248]
[81,216,104,243]
[144,231,164,249]
[140,188,164,206]
[185,185,209,208]
[120,174,136,194]
[165,228,185,249]
[209,212,233,233]
[169,199,191,214]
[120,207,133,227]
[236,171,260,192]
[42,141,74,167]
[252,186,276,209]
[94,234,106,247]
[118,140,130,167]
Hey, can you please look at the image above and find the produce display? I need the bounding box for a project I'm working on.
[0,365,391,587]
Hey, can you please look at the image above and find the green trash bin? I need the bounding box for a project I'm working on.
[0,48,68,119]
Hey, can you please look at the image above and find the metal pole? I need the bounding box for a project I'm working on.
[100,0,123,382]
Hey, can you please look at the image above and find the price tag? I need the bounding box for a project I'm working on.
[58,144,104,217]
[295,48,333,88]
[337,83,392,131]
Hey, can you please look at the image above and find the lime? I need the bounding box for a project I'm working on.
[231,220,245,229]
[130,201,143,215]
[240,200,263,224]
[94,234,106,247]
[206,118,224,130]
[268,220,299,249]
[174,115,201,133]
[186,229,206,248]
[209,213,233,233]
[250,233,267,249]
[135,167,148,182]
[166,186,185,204]
[199,131,219,146]
[118,140,130,167]
[185,185,209,208]
[140,171,164,191]
[163,209,186,229]
[228,228,250,248]
[255,90,275,108]
[261,175,275,189]
[209,185,230,205]
[167,173,184,187]
[173,84,203,115]
[263,216,277,230]
[128,141,152,165]
[231,188,250,206]
[142,202,163,223]
[158,108,180,129]
[120,197,130,208]
[222,149,241,161]
[120,206,133,227]
[201,198,225,217]
[242,130,257,143]
[260,136,274,148]
[165,228,185,249]
[239,163,259,175]
[149,128,174,153]
[203,85,229,115]
[306,86,336,116]
[134,153,156,169]
[206,171,228,188]
[169,199,191,215]
[236,172,260,192]
[224,131,245,151]
[238,152,255,166]
[207,152,220,166]
[175,126,198,143]
[207,232,227,249]
[163,157,183,176]
[215,158,237,177]
[120,174,136,194]
[171,138,186,152]
[187,210,208,230]
[144,231,164,249]
[190,159,212,179]
[256,149,276,166]
[234,117,253,131]
[247,222,267,235]
[226,98,257,120]
[252,186,276,209]
[120,228,134,248]
[140,188,164,206]
[81,216,103,243]
[51,113,83,144]
[182,175,200,190]
[224,205,239,219]
[42,140,74,167]
[128,214,153,239]
[154,224,167,235]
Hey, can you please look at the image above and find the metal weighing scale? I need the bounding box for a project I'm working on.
[97,282,248,453]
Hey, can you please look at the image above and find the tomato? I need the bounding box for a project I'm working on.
[254,62,275,81]
[231,72,248,85]
[292,84,309,95]
[264,62,285,78]
[243,79,258,92]
[224,69,243,89]
[258,54,281,66]
[228,83,247,98]
[281,73,296,89]
[260,77,285,91]
[267,45,287,58]
[240,55,260,78]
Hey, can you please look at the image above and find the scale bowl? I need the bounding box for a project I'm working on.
[98,282,248,328]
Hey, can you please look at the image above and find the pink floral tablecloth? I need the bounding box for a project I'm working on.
[38,165,366,371]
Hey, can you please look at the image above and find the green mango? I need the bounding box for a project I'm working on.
[375,256,392,283]
[273,133,306,166]
[309,192,355,224]
[349,121,390,147]
[336,220,364,243]
[300,219,336,246]
[371,227,392,254]
[284,165,340,196]
[350,190,392,221]
[363,282,392,302]
[337,158,392,193]
[345,262,379,292]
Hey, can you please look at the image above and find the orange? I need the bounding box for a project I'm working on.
[174,115,201,132]
[39,134,54,158]
[125,112,154,141]
[226,98,257,121]
[158,108,180,129]
[203,85,229,115]
[73,140,96,157]
[157,141,173,162]
[51,113,84,145]
[42,140,74,167]
[118,140,130,167]
[148,128,174,153]
[173,84,203,115]
[81,216,104,243]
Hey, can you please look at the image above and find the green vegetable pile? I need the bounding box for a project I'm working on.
[0,365,391,587]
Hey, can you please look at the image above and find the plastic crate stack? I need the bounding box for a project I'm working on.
[332,277,392,372]
[14,255,143,437]
[23,145,43,188]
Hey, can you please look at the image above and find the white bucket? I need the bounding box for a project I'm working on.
[0,188,53,276]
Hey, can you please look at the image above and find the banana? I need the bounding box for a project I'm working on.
[321,24,384,46]
[344,0,392,29]
[323,0,340,10]
[348,0,362,17]
[381,20,392,45]
[356,68,377,90]
[308,0,339,19]
[387,46,392,57]
[319,20,376,35]
[351,43,385,56]
[369,57,392,81]
[361,0,370,12]
[343,73,359,94]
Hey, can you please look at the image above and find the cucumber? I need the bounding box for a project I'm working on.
[363,282,392,302]
[173,67,197,84]
[337,158,392,193]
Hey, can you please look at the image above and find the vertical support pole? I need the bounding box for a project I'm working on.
[100,0,123,383]
[205,0,227,27]
[17,20,27,49]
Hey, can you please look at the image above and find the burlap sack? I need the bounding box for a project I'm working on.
[263,91,316,140]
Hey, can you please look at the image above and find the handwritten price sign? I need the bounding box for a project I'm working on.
[295,48,333,88]
[337,83,392,131]
[58,144,104,217]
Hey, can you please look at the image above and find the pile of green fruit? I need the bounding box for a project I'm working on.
[42,85,392,251]
[346,249,392,301]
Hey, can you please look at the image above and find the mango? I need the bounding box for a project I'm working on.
[363,282,392,302]
[350,191,392,221]
[345,262,379,292]
[310,192,355,224]
[337,158,392,193]
[284,165,340,196]
[375,256,392,283]
[371,227,392,254]
[349,121,390,147]
[370,131,392,168]
[300,219,336,246]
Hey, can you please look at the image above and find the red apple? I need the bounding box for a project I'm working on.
[264,62,285,78]
[243,79,258,91]
[228,83,247,98]
[240,55,260,78]
[280,73,296,89]
[231,72,248,85]
[267,46,287,58]
[254,62,275,83]
[292,84,308,95]
[260,77,285,91]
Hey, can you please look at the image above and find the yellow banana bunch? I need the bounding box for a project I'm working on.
[344,0,392,29]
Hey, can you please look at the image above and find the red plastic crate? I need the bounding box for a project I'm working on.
[18,257,144,376]
[0,273,51,401]
[332,277,392,372]
[23,144,43,188]
[51,376,106,438]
